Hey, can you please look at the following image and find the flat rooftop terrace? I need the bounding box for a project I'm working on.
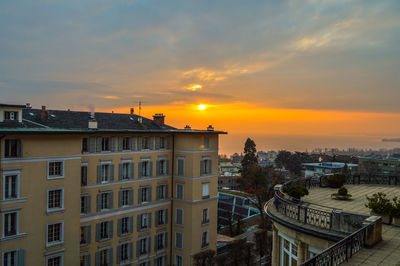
[304,185,400,266]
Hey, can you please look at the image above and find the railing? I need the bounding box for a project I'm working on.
[267,175,382,266]
[273,176,342,232]
[301,223,372,266]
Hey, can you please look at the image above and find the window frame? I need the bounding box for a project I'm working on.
[201,230,209,248]
[2,171,20,201]
[202,183,210,199]
[175,255,183,266]
[2,210,19,238]
[4,139,22,158]
[46,221,64,247]
[47,160,65,180]
[47,188,64,213]
[175,232,183,249]
[176,208,184,226]
[177,157,185,176]
[176,183,184,200]
[46,253,64,266]
[81,164,88,186]
[202,208,210,225]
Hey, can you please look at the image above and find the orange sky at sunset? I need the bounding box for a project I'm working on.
[101,102,400,154]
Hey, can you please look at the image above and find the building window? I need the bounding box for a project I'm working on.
[138,213,152,231]
[3,249,25,266]
[177,158,184,176]
[97,192,113,211]
[157,159,168,176]
[3,211,18,237]
[201,231,209,248]
[3,174,19,200]
[48,161,64,179]
[47,254,63,266]
[202,208,209,224]
[156,184,168,200]
[139,161,152,178]
[118,216,133,235]
[119,189,133,207]
[200,159,212,175]
[176,183,184,200]
[80,195,90,214]
[96,221,113,241]
[119,162,132,180]
[281,235,298,266]
[101,164,110,183]
[175,255,183,266]
[47,188,64,212]
[203,136,210,149]
[81,165,88,186]
[155,232,168,251]
[80,225,91,245]
[122,137,130,150]
[156,209,168,226]
[82,138,88,153]
[101,137,110,151]
[47,222,64,247]
[118,242,133,263]
[139,186,151,204]
[141,137,150,150]
[176,208,183,226]
[80,254,90,266]
[155,255,167,266]
[96,248,112,266]
[99,221,112,240]
[202,183,210,199]
[4,111,18,121]
[138,237,150,256]
[175,232,183,249]
[4,139,22,158]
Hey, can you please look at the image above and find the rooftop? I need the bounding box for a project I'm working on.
[302,162,358,169]
[304,185,400,265]
[0,104,226,134]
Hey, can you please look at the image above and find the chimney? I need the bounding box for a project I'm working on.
[88,112,98,129]
[207,125,214,131]
[130,108,134,114]
[40,106,48,120]
[184,125,192,131]
[153,113,165,126]
[26,103,31,108]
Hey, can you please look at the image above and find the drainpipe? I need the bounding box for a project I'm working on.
[0,135,5,183]
[170,134,175,265]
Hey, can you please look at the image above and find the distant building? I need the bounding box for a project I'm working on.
[218,175,242,191]
[358,156,400,182]
[302,162,358,177]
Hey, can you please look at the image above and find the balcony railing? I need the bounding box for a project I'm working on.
[266,175,382,266]
[301,222,373,266]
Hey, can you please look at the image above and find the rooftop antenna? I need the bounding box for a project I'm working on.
[139,101,142,117]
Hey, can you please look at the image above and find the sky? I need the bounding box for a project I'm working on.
[1,0,400,154]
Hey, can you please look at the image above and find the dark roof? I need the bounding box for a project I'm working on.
[0,103,26,108]
[0,106,227,135]
[19,108,175,130]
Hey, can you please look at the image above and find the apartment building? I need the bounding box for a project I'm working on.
[0,103,226,266]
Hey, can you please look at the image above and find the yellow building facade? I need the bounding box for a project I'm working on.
[0,104,225,266]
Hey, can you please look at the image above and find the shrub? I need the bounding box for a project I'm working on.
[365,192,392,216]
[282,185,309,199]
[338,186,348,196]
[391,197,400,218]
[327,173,347,188]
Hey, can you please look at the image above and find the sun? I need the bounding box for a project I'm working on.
[198,104,207,110]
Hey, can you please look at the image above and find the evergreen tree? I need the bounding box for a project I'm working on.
[241,138,258,177]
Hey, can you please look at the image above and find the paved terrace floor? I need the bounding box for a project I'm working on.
[304,185,400,266]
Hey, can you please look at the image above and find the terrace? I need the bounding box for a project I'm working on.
[265,177,400,265]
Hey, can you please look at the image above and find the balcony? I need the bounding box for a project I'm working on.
[265,177,400,265]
